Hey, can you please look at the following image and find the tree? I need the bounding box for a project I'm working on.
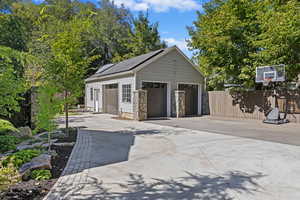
[188,0,300,91]
[254,0,300,82]
[0,14,29,51]
[0,46,26,117]
[114,12,166,62]
[35,82,61,152]
[40,17,95,134]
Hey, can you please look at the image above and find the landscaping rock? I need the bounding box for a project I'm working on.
[41,139,58,148]
[16,126,32,138]
[0,151,14,159]
[17,139,58,151]
[17,142,44,151]
[34,132,48,139]
[53,142,75,147]
[19,154,52,177]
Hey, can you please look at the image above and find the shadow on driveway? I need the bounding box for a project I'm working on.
[50,170,265,200]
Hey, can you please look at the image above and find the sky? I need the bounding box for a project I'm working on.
[107,0,209,58]
[35,0,210,57]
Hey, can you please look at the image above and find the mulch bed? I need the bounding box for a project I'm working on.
[0,128,77,200]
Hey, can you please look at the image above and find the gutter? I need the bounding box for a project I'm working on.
[85,71,134,83]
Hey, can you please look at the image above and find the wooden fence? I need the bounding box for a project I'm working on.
[208,91,300,123]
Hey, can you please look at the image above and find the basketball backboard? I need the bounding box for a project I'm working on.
[256,65,285,83]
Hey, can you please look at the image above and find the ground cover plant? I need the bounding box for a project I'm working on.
[0,120,18,135]
[2,149,42,169]
[0,135,20,153]
[30,169,52,181]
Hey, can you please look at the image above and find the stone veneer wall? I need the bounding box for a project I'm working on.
[175,90,185,118]
[133,90,147,121]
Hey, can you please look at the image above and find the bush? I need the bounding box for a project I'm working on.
[0,119,18,135]
[30,169,52,181]
[0,164,21,191]
[0,135,20,153]
[2,149,42,169]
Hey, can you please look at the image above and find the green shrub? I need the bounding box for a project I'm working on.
[0,135,20,153]
[0,119,18,135]
[2,149,42,169]
[0,164,21,191]
[30,169,52,181]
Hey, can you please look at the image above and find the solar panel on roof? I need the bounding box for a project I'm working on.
[96,64,115,74]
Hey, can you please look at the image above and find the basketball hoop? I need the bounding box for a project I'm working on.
[263,78,272,86]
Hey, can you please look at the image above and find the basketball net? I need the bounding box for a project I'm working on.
[263,78,272,86]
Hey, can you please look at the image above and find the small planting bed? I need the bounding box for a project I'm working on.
[0,128,77,200]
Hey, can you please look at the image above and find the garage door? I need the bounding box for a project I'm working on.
[178,84,198,116]
[142,82,167,118]
[103,84,119,115]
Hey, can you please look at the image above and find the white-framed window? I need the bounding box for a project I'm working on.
[122,84,131,103]
[90,88,93,101]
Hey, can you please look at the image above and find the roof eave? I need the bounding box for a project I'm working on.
[85,71,134,83]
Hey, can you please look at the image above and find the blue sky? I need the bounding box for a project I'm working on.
[35,0,209,57]
[107,0,209,58]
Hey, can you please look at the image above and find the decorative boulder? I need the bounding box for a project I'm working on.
[53,142,75,147]
[19,154,52,178]
[17,126,33,138]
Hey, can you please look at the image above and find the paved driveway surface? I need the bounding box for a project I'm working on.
[46,114,300,200]
[148,116,300,146]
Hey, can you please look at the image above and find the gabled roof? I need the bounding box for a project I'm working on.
[86,46,203,82]
[88,49,164,79]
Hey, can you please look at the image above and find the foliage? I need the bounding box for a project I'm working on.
[36,83,61,133]
[113,12,166,62]
[35,83,61,151]
[0,46,27,117]
[0,14,29,51]
[0,119,18,135]
[0,135,20,153]
[30,169,51,181]
[188,0,300,90]
[0,164,20,191]
[2,149,41,169]
[0,0,166,122]
[254,0,300,82]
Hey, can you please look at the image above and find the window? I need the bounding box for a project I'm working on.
[90,88,93,101]
[122,84,131,103]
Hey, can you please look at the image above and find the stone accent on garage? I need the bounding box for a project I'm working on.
[133,90,147,121]
[120,112,134,120]
[175,90,185,118]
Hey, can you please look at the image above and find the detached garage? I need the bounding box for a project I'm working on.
[85,46,205,120]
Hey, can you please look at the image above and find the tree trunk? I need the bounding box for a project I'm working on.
[65,90,69,136]
[48,131,51,152]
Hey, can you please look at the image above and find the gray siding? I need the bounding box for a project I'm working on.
[85,74,135,114]
[136,49,204,116]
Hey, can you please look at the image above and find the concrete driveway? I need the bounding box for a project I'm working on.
[46,114,300,200]
[147,116,300,146]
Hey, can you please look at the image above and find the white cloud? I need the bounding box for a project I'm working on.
[113,0,149,11]
[163,37,194,58]
[113,0,201,12]
[164,38,188,51]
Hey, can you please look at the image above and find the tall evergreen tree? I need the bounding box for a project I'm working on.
[114,12,166,62]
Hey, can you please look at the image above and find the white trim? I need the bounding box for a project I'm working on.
[85,71,134,83]
[177,82,202,116]
[198,84,202,115]
[94,89,100,112]
[141,80,171,117]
